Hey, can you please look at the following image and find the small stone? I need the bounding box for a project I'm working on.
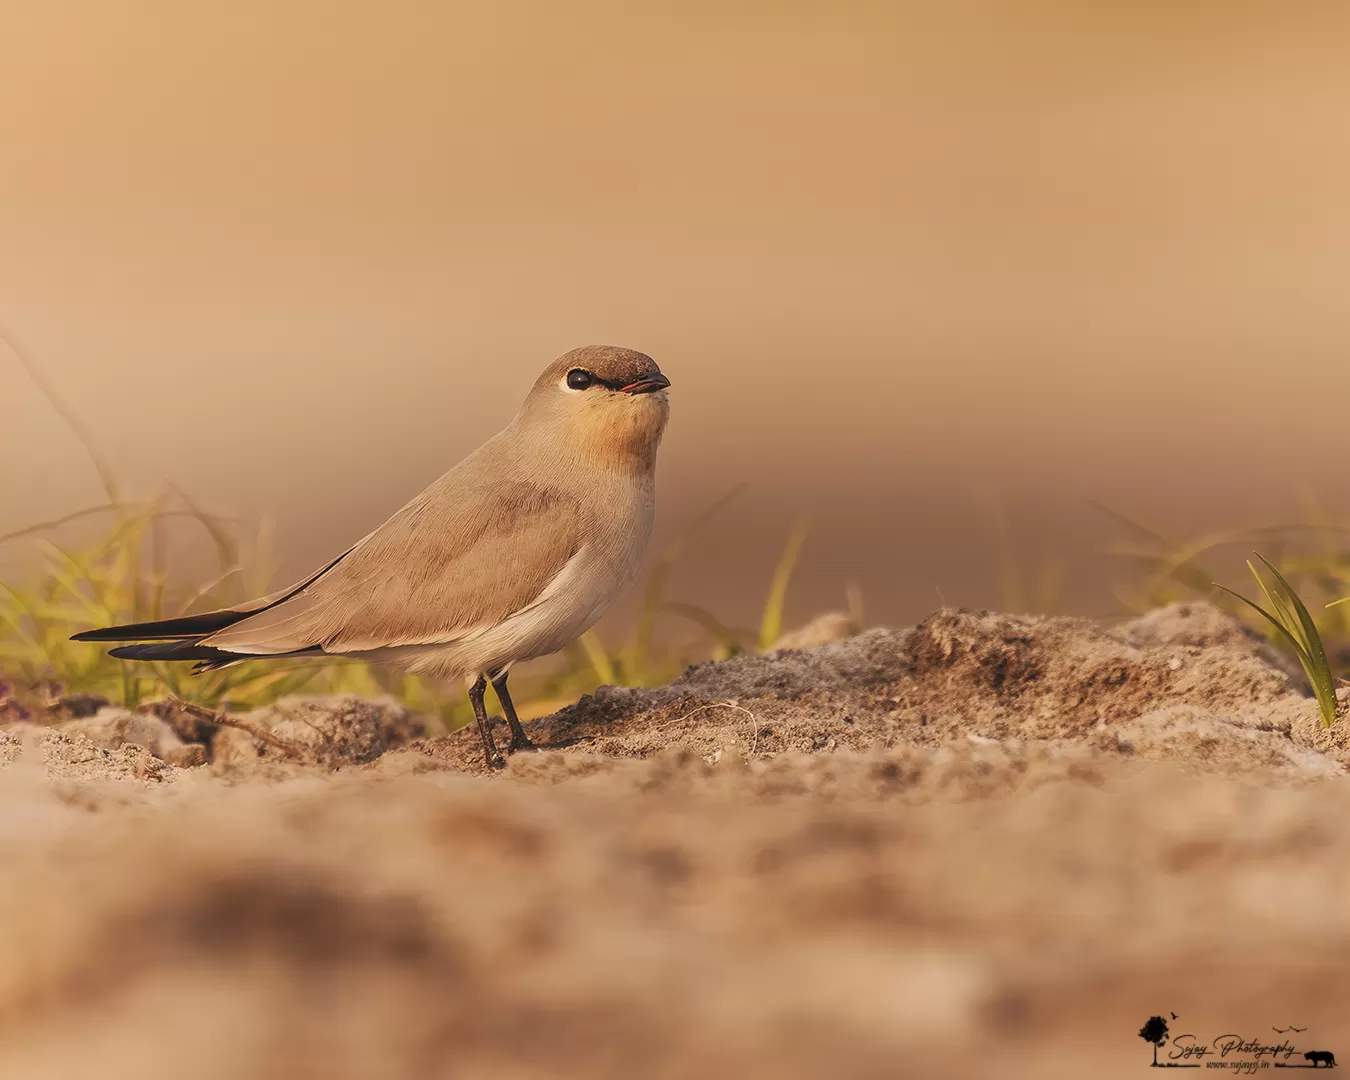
[769,612,856,652]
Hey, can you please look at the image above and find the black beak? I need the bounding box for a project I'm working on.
[618,372,671,395]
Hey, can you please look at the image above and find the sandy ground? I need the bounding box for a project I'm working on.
[3,602,1350,1079]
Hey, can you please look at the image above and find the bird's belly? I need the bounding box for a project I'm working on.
[371,549,630,681]
[472,582,613,669]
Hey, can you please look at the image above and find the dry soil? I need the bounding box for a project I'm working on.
[2,602,1348,1079]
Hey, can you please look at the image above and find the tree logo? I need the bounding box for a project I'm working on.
[1138,1016,1187,1069]
[1137,1013,1337,1069]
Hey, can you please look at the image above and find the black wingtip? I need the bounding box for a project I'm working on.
[105,640,326,671]
[70,548,355,647]
[70,609,253,643]
[70,628,110,642]
[106,640,248,663]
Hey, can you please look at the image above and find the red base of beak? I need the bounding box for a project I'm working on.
[619,374,671,394]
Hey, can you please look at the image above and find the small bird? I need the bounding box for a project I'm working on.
[72,346,671,767]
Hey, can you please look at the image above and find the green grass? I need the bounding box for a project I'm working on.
[1101,501,1350,725]
[1213,553,1341,728]
[758,518,809,651]
[0,491,462,723]
[0,487,824,729]
[13,482,1350,734]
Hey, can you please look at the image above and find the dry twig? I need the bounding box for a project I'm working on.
[169,695,303,757]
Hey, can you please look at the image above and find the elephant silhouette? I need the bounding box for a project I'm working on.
[1304,1050,1337,1068]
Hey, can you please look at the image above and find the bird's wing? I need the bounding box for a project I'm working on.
[204,475,587,655]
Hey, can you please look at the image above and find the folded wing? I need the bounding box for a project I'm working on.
[75,475,586,670]
[208,477,585,655]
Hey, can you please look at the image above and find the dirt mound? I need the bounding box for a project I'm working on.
[6,694,425,776]
[0,726,179,786]
[418,602,1335,781]
[209,695,423,769]
[55,708,208,767]
[0,603,1347,1079]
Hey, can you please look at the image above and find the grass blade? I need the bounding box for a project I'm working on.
[580,631,617,686]
[1214,552,1340,728]
[1253,553,1339,725]
[1,325,119,504]
[759,520,809,652]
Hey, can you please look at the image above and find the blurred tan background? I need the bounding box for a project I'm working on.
[4,0,1350,633]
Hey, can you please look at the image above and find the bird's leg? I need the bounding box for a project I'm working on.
[491,670,535,753]
[468,675,504,768]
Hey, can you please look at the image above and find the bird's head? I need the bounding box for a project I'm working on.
[519,345,670,471]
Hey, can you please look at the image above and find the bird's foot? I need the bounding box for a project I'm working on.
[507,732,536,754]
[480,725,506,769]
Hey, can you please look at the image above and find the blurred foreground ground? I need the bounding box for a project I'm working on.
[2,603,1349,1078]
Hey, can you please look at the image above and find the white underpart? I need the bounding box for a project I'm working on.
[360,543,628,680]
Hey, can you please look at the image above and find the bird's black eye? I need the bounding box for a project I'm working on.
[566,368,593,390]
